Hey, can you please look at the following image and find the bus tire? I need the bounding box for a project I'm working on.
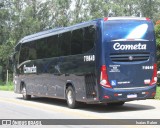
[66,86,78,109]
[21,85,31,100]
[107,101,125,106]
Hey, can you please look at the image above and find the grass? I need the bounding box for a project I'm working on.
[155,86,160,100]
[0,82,14,91]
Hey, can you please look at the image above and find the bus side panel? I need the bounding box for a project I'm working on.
[15,58,63,98]
[35,58,60,97]
[60,53,96,102]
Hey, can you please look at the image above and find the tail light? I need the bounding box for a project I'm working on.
[151,92,156,96]
[150,63,157,86]
[100,65,112,88]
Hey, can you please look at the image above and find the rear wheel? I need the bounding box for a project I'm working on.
[66,86,78,109]
[107,102,125,106]
[21,85,31,100]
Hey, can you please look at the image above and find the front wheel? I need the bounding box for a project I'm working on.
[21,85,31,100]
[66,86,78,109]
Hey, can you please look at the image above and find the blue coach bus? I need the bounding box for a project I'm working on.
[13,17,157,108]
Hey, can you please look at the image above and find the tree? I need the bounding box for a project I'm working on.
[49,0,72,27]
[0,0,54,82]
[155,21,160,48]
[138,0,160,20]
[71,0,89,24]
[87,0,109,19]
[0,0,12,81]
[155,21,160,67]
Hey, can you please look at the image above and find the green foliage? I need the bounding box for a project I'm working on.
[0,81,14,91]
[155,86,160,100]
[155,24,160,47]
[156,23,160,64]
[51,0,72,27]
[107,0,139,16]
[88,0,109,19]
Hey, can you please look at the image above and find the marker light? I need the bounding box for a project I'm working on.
[114,93,122,96]
[151,92,156,96]
[150,63,157,86]
[104,17,108,21]
[104,95,110,99]
[100,65,112,88]
[146,17,150,21]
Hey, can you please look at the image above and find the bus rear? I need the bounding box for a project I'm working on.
[99,17,157,103]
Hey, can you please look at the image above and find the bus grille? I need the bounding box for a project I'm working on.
[110,53,150,62]
[85,74,96,98]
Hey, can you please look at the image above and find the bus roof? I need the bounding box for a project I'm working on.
[17,20,97,45]
[16,17,150,46]
[107,17,149,21]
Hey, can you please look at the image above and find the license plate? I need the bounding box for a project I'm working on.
[127,94,137,98]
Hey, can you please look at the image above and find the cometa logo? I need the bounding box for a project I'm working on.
[113,43,147,50]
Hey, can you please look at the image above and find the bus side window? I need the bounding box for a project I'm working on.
[47,35,59,57]
[59,32,71,56]
[37,38,47,59]
[28,41,37,60]
[71,29,83,55]
[83,25,95,53]
[19,44,29,64]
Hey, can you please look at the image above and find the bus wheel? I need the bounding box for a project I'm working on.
[21,85,31,100]
[66,86,78,109]
[107,102,125,106]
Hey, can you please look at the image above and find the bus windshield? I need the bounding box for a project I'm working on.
[104,20,154,42]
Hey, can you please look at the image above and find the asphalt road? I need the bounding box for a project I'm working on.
[0,91,160,128]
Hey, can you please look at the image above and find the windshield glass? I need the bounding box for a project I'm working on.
[104,20,154,42]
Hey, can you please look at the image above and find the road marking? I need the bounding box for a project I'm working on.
[0,97,103,119]
[0,96,156,128]
[0,97,136,128]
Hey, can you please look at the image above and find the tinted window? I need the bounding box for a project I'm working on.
[71,29,83,55]
[83,26,95,53]
[28,42,37,60]
[19,41,37,63]
[104,20,154,42]
[19,43,29,63]
[36,36,59,59]
[47,35,59,57]
[59,32,71,56]
[37,38,47,59]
